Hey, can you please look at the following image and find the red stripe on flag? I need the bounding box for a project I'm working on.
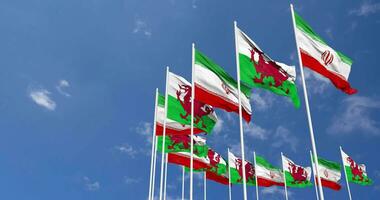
[206,172,229,185]
[300,49,357,95]
[257,177,285,187]
[155,123,204,136]
[195,84,251,122]
[168,153,209,170]
[315,177,342,191]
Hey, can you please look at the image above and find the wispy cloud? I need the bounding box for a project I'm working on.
[271,126,298,152]
[261,186,292,198]
[136,122,153,144]
[349,1,380,16]
[114,143,138,158]
[213,118,224,134]
[56,79,71,97]
[191,0,198,9]
[83,176,100,191]
[132,19,152,37]
[328,96,380,136]
[124,177,141,184]
[325,28,333,40]
[302,69,330,95]
[29,88,56,111]
[251,90,275,111]
[244,123,269,140]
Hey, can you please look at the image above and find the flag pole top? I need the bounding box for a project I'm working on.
[234,21,237,26]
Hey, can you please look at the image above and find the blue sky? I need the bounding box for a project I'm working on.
[0,0,379,199]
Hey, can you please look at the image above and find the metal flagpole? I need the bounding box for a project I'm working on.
[228,148,232,200]
[281,152,289,200]
[253,152,259,200]
[290,4,325,200]
[310,151,320,200]
[159,67,170,200]
[148,88,159,200]
[164,154,168,200]
[234,21,248,200]
[151,132,158,200]
[340,146,353,200]
[204,172,207,200]
[182,166,185,200]
[190,43,195,200]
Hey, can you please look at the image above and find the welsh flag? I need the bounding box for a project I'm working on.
[156,135,208,157]
[255,155,285,187]
[194,49,252,122]
[236,27,300,108]
[293,11,357,94]
[282,155,312,188]
[185,148,229,185]
[167,72,218,134]
[313,157,342,190]
[228,151,256,185]
[156,93,203,136]
[340,149,373,185]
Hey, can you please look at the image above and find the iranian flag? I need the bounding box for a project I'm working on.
[194,49,252,122]
[313,157,342,190]
[236,27,300,108]
[166,72,218,134]
[255,155,285,187]
[228,151,256,186]
[156,93,203,136]
[293,11,357,94]
[156,135,208,157]
[340,149,373,185]
[282,155,312,188]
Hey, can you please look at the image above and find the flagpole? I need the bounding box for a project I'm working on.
[340,146,353,200]
[148,88,159,200]
[310,151,319,200]
[228,148,232,200]
[281,152,289,200]
[253,151,259,200]
[164,154,168,200]
[290,4,325,200]
[234,20,248,200]
[204,172,207,200]
[182,166,185,200]
[190,43,195,200]
[159,67,170,200]
[152,131,158,200]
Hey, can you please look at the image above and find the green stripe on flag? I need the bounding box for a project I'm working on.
[256,155,281,170]
[318,158,341,171]
[284,172,312,188]
[156,136,208,157]
[229,167,256,185]
[158,93,165,107]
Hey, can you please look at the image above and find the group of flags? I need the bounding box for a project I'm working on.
[148,4,372,200]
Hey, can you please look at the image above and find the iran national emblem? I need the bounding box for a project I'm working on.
[321,50,334,65]
[176,84,214,128]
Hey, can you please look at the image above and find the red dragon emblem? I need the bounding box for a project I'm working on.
[235,158,255,183]
[346,157,369,182]
[167,135,191,150]
[250,47,290,90]
[288,162,308,184]
[208,149,221,168]
[176,84,214,128]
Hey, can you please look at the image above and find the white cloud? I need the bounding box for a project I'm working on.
[325,28,333,40]
[213,118,224,134]
[191,0,197,9]
[261,186,292,198]
[271,126,298,152]
[250,90,275,111]
[244,123,269,140]
[303,69,330,94]
[136,122,153,144]
[349,1,380,16]
[124,177,141,184]
[56,79,71,97]
[29,88,56,111]
[133,19,152,37]
[114,143,138,158]
[83,176,100,191]
[328,96,380,136]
